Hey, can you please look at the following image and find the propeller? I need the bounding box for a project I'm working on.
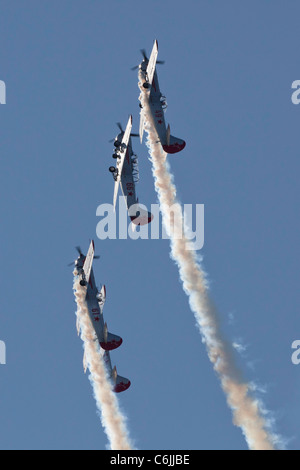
[130,49,148,70]
[109,122,124,142]
[141,49,148,61]
[76,246,83,256]
[109,123,139,143]
[131,49,165,71]
[67,247,100,267]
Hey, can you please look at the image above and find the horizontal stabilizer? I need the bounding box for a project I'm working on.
[129,204,154,226]
[163,135,186,155]
[100,332,123,351]
[102,355,131,393]
[114,372,131,393]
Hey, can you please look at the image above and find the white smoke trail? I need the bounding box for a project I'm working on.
[140,86,280,450]
[73,276,133,450]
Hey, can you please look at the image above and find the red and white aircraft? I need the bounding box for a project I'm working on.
[75,242,131,393]
[137,40,186,155]
[109,115,153,226]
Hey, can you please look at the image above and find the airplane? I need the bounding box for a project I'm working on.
[109,115,153,226]
[74,242,131,393]
[136,40,186,155]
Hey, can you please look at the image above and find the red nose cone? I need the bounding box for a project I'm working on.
[114,380,131,393]
[163,141,186,154]
[100,338,123,351]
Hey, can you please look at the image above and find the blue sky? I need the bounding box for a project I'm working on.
[0,0,300,450]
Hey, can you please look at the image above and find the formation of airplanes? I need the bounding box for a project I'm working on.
[75,40,185,393]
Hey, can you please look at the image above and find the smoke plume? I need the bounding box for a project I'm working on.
[140,85,280,450]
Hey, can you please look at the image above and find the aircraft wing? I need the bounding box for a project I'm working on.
[113,115,133,211]
[139,108,145,144]
[83,240,95,285]
[146,40,158,88]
